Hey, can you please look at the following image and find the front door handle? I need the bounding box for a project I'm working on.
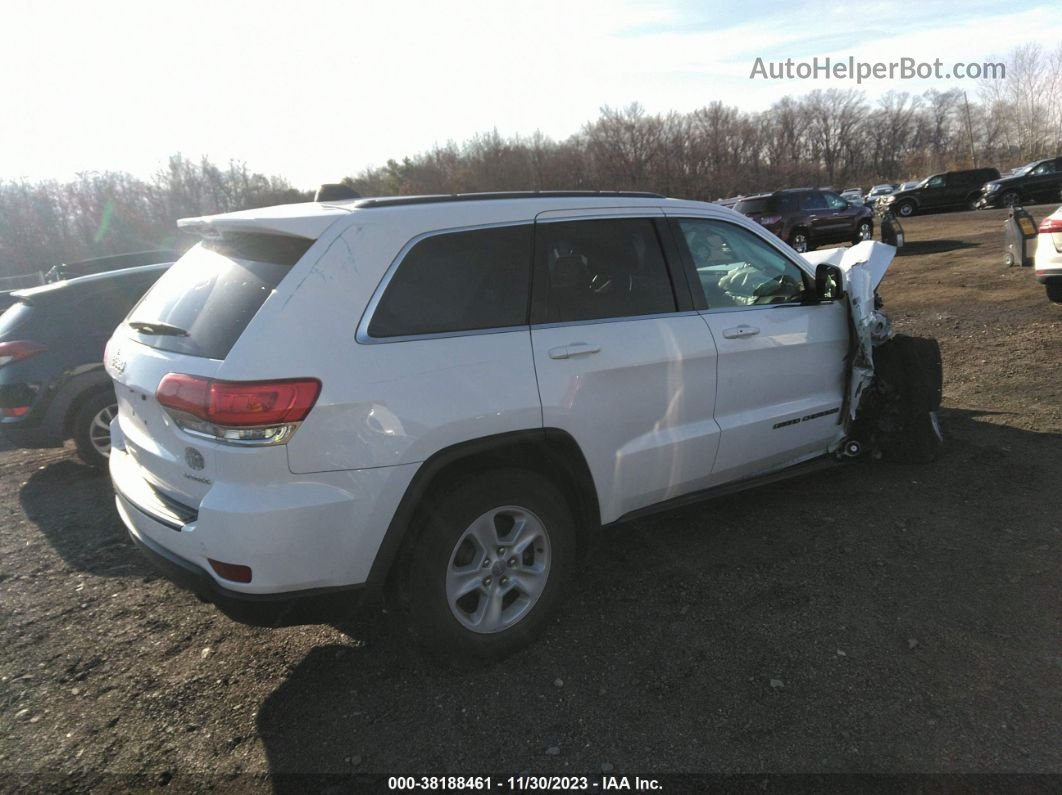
[722,325,760,339]
[548,343,601,360]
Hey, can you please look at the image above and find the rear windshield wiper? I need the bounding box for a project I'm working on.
[128,320,189,337]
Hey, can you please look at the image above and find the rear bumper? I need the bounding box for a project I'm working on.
[118,491,370,627]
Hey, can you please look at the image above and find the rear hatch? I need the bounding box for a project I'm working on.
[106,233,314,508]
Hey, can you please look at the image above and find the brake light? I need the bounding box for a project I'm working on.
[0,341,47,368]
[1038,217,1062,234]
[156,374,320,444]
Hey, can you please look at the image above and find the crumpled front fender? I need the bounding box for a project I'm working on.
[803,242,897,443]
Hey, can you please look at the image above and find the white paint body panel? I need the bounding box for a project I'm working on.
[531,314,720,523]
[106,195,895,596]
[700,301,847,482]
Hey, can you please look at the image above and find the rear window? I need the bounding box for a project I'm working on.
[0,301,34,340]
[734,197,771,214]
[126,233,312,359]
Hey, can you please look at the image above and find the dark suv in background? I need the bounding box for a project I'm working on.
[880,167,1000,217]
[977,157,1062,208]
[734,188,874,253]
[0,263,170,466]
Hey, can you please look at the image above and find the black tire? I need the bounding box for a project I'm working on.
[852,220,873,245]
[896,201,916,218]
[1047,283,1062,303]
[72,390,118,469]
[789,229,811,253]
[872,335,944,464]
[1002,190,1021,208]
[405,469,577,661]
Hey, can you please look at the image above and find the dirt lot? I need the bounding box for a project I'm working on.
[1,206,1060,791]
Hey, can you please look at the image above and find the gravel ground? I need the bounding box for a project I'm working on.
[1,207,1060,792]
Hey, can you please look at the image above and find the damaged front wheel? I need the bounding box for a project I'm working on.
[860,335,944,464]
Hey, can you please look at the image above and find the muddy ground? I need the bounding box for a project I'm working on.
[1,206,1059,792]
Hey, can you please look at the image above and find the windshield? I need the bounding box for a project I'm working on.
[1012,162,1038,177]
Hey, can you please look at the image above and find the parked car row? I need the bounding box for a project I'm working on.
[733,188,874,253]
[728,157,1062,252]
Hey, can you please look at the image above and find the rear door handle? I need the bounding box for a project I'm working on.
[548,343,601,359]
[722,325,760,339]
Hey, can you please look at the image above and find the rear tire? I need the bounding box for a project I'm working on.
[73,391,118,469]
[1047,283,1062,303]
[406,470,577,661]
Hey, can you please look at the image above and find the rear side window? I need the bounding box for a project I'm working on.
[367,225,532,338]
[536,218,676,323]
[126,233,312,359]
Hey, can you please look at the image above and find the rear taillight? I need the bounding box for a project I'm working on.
[0,341,47,368]
[1038,217,1062,234]
[156,374,321,445]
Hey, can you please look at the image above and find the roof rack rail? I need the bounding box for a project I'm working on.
[353,190,666,209]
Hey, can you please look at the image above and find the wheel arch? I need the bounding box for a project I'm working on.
[59,370,116,440]
[366,428,601,597]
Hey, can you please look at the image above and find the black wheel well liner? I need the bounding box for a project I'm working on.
[366,428,600,596]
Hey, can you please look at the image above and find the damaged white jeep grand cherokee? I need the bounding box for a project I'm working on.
[105,192,942,659]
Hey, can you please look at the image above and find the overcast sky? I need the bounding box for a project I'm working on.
[2,0,1059,189]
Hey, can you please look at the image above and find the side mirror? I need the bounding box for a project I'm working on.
[815,263,845,300]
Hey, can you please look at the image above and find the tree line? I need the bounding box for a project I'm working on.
[3,44,1059,278]
[0,156,308,279]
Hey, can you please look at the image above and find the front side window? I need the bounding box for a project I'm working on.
[535,218,676,324]
[677,219,809,309]
[368,225,532,338]
[801,192,827,211]
[823,192,848,210]
[926,175,946,189]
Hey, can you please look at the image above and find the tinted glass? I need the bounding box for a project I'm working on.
[368,225,531,338]
[677,219,808,309]
[734,197,770,214]
[536,218,676,323]
[0,302,34,340]
[823,192,848,210]
[127,233,311,359]
[801,192,827,210]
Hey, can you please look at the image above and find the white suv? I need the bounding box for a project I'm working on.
[105,192,941,659]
